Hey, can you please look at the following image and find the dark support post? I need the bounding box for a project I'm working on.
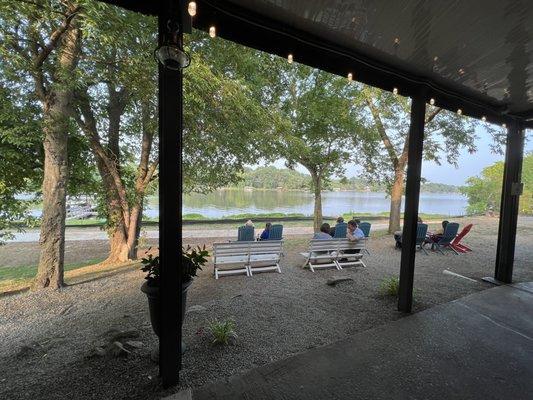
[158,0,183,387]
[494,120,525,283]
[398,92,426,313]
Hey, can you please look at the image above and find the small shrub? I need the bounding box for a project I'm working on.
[380,276,399,297]
[208,319,237,345]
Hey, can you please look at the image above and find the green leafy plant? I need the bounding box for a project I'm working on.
[379,276,400,297]
[141,245,209,286]
[208,319,237,345]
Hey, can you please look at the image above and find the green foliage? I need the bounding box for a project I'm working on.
[141,245,209,286]
[460,153,532,215]
[379,276,399,297]
[0,85,41,243]
[207,319,237,345]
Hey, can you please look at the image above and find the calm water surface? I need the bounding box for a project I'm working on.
[145,189,468,218]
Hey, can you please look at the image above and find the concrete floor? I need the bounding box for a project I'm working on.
[193,282,533,400]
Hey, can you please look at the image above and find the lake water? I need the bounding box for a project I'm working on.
[144,190,468,218]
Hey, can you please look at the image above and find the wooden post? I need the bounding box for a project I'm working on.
[398,92,426,313]
[494,120,525,283]
[158,0,183,387]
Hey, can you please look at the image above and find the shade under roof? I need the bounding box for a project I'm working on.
[99,0,533,127]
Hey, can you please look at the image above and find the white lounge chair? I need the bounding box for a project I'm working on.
[300,239,366,272]
[212,240,283,279]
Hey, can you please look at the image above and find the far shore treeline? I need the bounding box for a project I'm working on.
[228,166,461,193]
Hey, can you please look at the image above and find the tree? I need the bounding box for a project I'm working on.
[461,153,532,215]
[274,65,362,231]
[359,87,478,233]
[1,0,82,288]
[74,15,276,263]
[73,7,158,263]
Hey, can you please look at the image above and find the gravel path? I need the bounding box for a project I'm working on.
[0,216,532,399]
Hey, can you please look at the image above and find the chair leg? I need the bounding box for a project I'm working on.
[215,268,219,280]
[276,263,282,273]
[247,266,252,277]
[422,246,428,255]
[437,245,445,255]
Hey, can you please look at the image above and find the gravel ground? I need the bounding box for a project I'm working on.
[0,216,532,399]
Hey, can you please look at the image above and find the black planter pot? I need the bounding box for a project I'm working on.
[141,279,193,353]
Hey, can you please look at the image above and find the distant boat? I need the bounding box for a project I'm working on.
[243,186,254,192]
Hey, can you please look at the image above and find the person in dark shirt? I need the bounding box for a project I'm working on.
[259,222,272,240]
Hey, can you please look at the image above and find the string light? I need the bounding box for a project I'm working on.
[392,87,398,95]
[481,116,486,122]
[187,1,197,17]
[502,123,507,129]
[209,26,216,38]
[288,54,293,64]
[347,72,353,82]
[457,108,462,115]
[429,98,435,105]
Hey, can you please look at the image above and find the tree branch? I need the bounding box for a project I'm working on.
[363,93,399,168]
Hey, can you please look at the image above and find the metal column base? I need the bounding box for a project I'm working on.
[482,277,507,286]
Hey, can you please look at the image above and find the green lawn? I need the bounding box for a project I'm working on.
[0,258,105,292]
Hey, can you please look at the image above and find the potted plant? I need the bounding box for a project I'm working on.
[140,245,209,343]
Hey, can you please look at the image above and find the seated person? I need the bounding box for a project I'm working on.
[259,222,272,240]
[429,220,449,247]
[346,220,365,253]
[329,216,345,236]
[313,223,333,240]
[394,217,423,249]
[245,219,254,228]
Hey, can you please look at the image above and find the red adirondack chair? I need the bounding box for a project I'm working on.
[450,224,473,253]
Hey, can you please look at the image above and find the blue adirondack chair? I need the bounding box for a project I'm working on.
[237,225,254,241]
[358,222,371,254]
[433,222,460,254]
[333,222,347,238]
[416,223,429,255]
[267,224,283,240]
[359,222,371,237]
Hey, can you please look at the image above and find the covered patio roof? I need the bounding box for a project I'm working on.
[103,0,533,127]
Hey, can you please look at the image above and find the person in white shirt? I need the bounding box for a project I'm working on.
[346,219,365,253]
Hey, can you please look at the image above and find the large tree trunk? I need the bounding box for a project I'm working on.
[105,203,143,263]
[34,98,70,289]
[33,20,80,290]
[388,167,405,234]
[311,173,323,232]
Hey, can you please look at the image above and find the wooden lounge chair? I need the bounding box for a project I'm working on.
[432,222,460,255]
[450,224,473,253]
[267,224,283,240]
[212,240,283,279]
[300,239,366,272]
[333,222,347,238]
[359,222,371,255]
[237,225,254,241]
[416,223,429,255]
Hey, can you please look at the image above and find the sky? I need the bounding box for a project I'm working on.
[269,127,532,186]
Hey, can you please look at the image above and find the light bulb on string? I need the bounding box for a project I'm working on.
[188,2,197,17]
[209,26,216,38]
[288,54,293,64]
